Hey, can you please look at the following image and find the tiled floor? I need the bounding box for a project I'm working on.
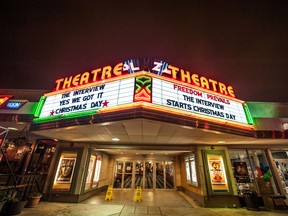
[82,190,193,208]
[8,190,288,216]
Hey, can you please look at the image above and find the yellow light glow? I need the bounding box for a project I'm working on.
[98,101,253,130]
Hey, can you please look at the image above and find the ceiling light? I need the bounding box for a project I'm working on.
[150,153,154,155]
[112,138,120,141]
[8,127,18,131]
[217,141,226,144]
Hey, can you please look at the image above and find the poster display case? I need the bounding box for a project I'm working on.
[203,150,232,195]
[52,152,77,191]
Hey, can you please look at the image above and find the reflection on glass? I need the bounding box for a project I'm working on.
[135,161,143,188]
[145,161,153,189]
[185,155,197,185]
[85,155,96,190]
[123,161,133,188]
[113,161,123,188]
[165,161,174,189]
[248,150,278,195]
[271,150,288,195]
[92,155,102,188]
[156,162,164,189]
[185,159,191,182]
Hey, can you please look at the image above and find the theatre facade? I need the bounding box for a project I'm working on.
[0,58,287,208]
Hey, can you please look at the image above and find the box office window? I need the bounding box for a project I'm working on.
[185,154,198,186]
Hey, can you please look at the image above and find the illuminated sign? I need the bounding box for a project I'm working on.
[53,58,235,98]
[35,73,251,127]
[37,78,135,119]
[152,78,248,124]
[0,95,13,108]
[4,100,27,110]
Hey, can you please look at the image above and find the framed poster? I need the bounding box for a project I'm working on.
[234,162,250,183]
[208,159,227,185]
[55,157,77,183]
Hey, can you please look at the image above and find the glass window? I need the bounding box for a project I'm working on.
[113,161,123,188]
[185,154,198,186]
[271,150,288,195]
[165,161,174,189]
[92,155,102,188]
[85,155,96,190]
[229,149,255,195]
[248,150,278,195]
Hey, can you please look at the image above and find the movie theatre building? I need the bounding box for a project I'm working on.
[0,58,287,208]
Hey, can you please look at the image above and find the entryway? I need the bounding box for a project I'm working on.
[113,160,174,190]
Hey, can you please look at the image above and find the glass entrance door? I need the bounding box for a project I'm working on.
[156,161,164,189]
[113,159,174,190]
[145,161,153,189]
[135,161,143,188]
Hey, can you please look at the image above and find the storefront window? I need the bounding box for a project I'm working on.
[27,141,56,174]
[229,149,255,195]
[248,150,278,195]
[271,150,288,195]
[185,154,198,186]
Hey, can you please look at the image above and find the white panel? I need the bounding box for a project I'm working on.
[152,78,248,124]
[39,78,135,118]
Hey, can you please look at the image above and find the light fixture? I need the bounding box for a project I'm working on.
[217,141,226,144]
[112,138,120,141]
[8,127,18,131]
[283,123,288,131]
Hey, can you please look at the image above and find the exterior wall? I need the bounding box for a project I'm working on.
[180,146,240,208]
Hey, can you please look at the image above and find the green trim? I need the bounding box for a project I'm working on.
[243,103,254,125]
[34,96,47,118]
[33,109,100,123]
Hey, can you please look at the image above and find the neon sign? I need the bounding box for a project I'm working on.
[35,73,252,127]
[53,58,236,98]
[152,78,248,124]
[5,100,27,110]
[37,78,135,119]
[0,95,13,107]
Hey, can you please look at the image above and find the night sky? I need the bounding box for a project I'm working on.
[1,1,288,102]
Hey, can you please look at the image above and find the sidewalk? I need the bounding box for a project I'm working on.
[18,190,288,216]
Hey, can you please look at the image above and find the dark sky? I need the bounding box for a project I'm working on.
[1,0,288,102]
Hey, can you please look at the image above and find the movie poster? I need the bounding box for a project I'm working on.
[234,162,250,183]
[208,159,226,184]
[56,157,77,183]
